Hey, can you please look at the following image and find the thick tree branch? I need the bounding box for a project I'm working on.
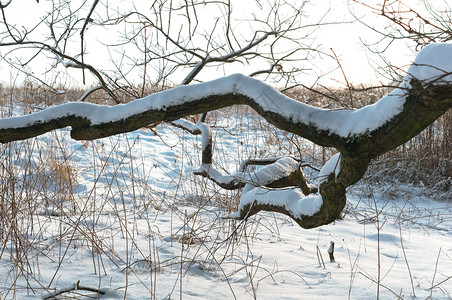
[194,157,317,195]
[0,44,450,228]
[233,154,370,229]
[0,74,450,160]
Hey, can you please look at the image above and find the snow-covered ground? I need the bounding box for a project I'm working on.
[0,42,451,299]
[0,110,450,299]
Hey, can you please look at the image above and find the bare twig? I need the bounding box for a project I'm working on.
[43,280,106,299]
[80,0,100,84]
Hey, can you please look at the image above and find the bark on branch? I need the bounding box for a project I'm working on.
[0,50,450,228]
[0,74,449,158]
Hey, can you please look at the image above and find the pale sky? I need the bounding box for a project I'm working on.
[0,0,439,88]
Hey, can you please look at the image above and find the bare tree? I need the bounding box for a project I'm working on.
[0,1,328,98]
[0,0,450,230]
[0,64,451,228]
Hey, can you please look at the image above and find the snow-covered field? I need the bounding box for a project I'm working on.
[0,107,450,300]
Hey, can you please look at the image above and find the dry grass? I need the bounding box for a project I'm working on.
[0,83,450,299]
[0,84,247,299]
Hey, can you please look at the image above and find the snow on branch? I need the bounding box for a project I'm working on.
[231,154,371,229]
[0,68,401,141]
[0,44,451,158]
[194,157,316,193]
[171,119,212,164]
[173,112,324,224]
[0,43,451,228]
[229,154,341,226]
[171,119,202,134]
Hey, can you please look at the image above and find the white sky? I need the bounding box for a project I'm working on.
[0,0,440,88]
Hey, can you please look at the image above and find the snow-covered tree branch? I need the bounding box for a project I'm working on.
[0,43,451,228]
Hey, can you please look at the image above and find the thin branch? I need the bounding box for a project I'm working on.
[78,85,104,102]
[331,48,354,107]
[0,3,27,43]
[80,0,100,84]
[0,0,12,9]
[43,280,105,299]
